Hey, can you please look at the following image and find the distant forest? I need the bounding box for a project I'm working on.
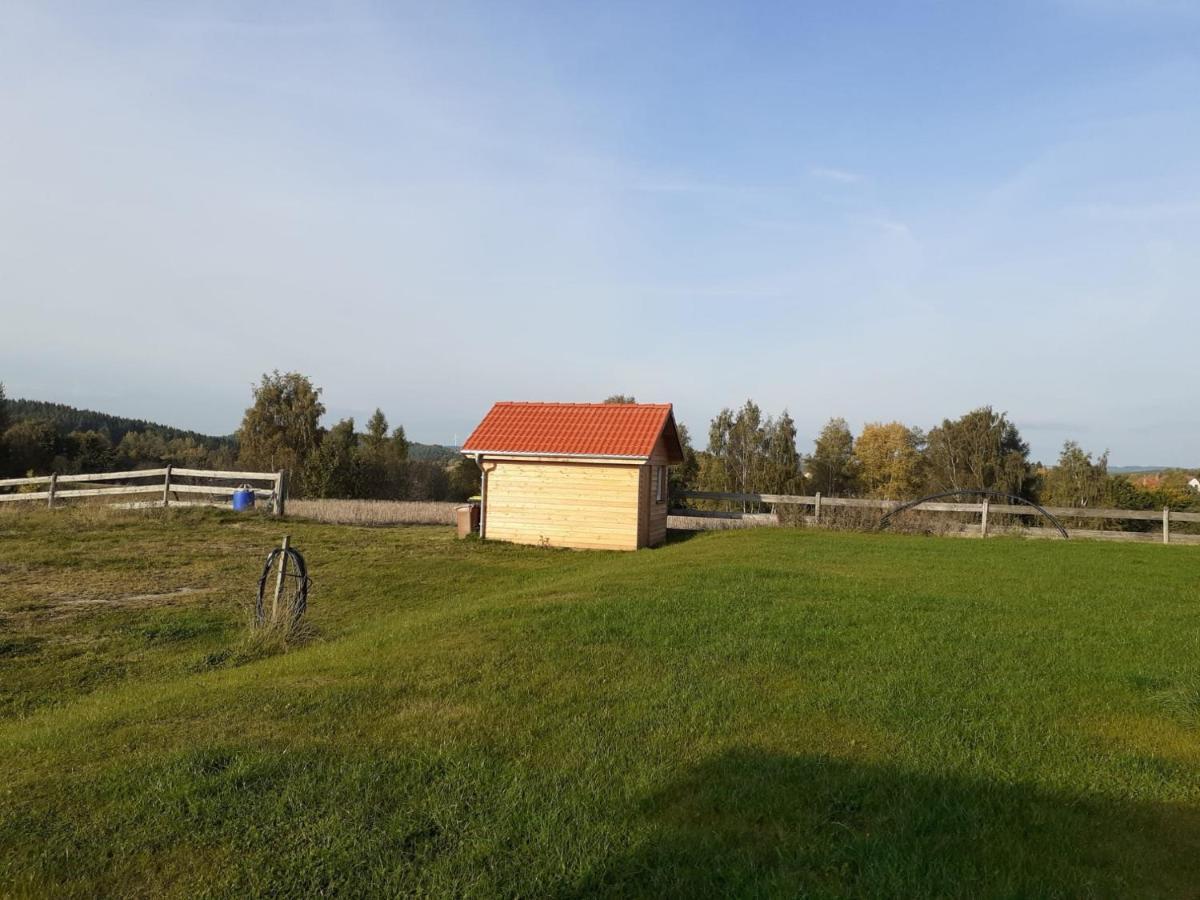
[0,381,468,502]
[9,399,232,449]
[2,376,1197,513]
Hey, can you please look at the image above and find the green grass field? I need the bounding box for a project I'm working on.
[2,509,1199,897]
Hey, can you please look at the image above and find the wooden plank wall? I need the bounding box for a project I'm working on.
[484,460,642,551]
[637,466,650,548]
[646,435,672,547]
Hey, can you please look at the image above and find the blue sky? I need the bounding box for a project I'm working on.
[2,1,1198,463]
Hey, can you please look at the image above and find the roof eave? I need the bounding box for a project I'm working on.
[660,408,686,465]
[461,449,651,463]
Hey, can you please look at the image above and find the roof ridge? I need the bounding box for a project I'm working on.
[492,401,671,407]
[462,401,674,459]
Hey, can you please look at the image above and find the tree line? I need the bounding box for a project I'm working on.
[3,376,1196,512]
[0,384,240,477]
[655,397,1199,514]
[0,375,476,503]
[234,372,477,501]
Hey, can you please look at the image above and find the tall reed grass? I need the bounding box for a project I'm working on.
[288,499,458,526]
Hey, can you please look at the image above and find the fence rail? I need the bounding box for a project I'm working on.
[672,490,1200,545]
[0,466,286,515]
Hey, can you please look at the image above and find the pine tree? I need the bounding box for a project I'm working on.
[808,418,857,496]
[348,409,413,499]
[363,409,389,451]
[304,418,362,498]
[762,410,804,495]
[391,425,410,460]
[0,382,9,472]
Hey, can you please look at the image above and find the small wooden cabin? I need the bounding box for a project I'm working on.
[461,402,684,551]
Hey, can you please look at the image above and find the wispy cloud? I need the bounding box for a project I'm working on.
[1072,200,1200,223]
[858,216,915,241]
[630,180,746,196]
[809,165,862,184]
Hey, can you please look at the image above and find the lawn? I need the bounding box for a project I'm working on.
[1,508,1199,897]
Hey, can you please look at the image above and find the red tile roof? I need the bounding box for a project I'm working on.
[462,402,682,461]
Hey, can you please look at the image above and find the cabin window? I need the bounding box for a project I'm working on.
[655,466,665,503]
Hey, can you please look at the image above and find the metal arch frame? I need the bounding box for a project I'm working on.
[255,546,311,626]
[877,489,1069,539]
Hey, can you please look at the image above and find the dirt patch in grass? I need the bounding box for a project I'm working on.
[28,587,220,620]
[0,636,45,658]
[82,586,214,606]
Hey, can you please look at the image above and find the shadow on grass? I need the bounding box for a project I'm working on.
[187,622,319,673]
[565,748,1200,898]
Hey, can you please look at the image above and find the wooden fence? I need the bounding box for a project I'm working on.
[0,466,286,515]
[672,491,1200,546]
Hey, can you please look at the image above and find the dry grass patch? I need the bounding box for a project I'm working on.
[668,513,776,531]
[289,499,458,526]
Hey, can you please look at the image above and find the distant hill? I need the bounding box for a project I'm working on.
[7,399,462,464]
[408,442,460,463]
[9,399,234,448]
[1110,466,1178,475]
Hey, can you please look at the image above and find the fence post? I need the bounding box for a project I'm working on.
[814,492,822,523]
[162,465,172,508]
[981,497,990,538]
[47,472,57,509]
[1163,507,1170,545]
[272,534,290,622]
[273,470,287,517]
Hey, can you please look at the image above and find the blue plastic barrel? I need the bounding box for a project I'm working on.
[232,488,256,511]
